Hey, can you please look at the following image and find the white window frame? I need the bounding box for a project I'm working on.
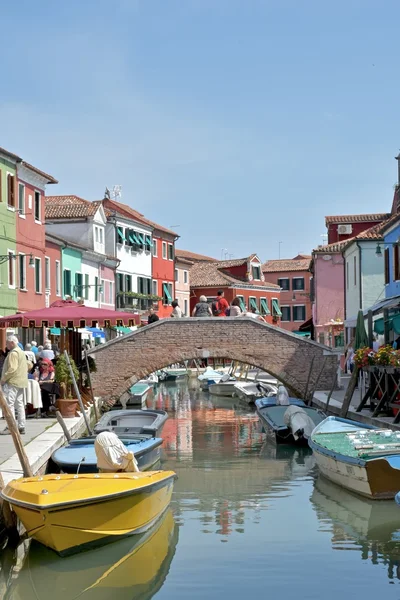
[95,226,99,243]
[292,277,305,291]
[277,277,290,291]
[45,256,51,292]
[152,279,158,296]
[162,241,167,259]
[168,243,174,261]
[18,182,25,218]
[293,304,306,322]
[34,257,42,293]
[28,193,32,210]
[18,253,26,290]
[55,260,61,296]
[183,270,188,284]
[153,239,158,257]
[99,227,104,244]
[109,280,113,303]
[251,264,261,280]
[280,305,291,322]
[6,172,15,211]
[34,190,41,223]
[175,268,179,283]
[100,279,105,298]
[184,298,189,316]
[7,250,16,288]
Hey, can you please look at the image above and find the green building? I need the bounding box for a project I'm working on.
[0,148,18,319]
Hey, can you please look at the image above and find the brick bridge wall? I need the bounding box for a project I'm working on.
[89,317,338,402]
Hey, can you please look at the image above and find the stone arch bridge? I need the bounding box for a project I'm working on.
[89,318,338,401]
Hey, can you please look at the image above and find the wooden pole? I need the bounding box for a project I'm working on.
[55,410,72,442]
[64,350,92,436]
[367,310,373,349]
[307,357,328,404]
[84,350,99,422]
[0,472,17,538]
[0,387,33,478]
[325,371,338,412]
[303,356,315,401]
[340,366,359,417]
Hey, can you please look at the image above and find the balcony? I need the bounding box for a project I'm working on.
[116,292,161,312]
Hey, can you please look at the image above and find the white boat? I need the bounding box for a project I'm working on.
[94,409,168,437]
[197,367,226,390]
[234,381,278,405]
[309,416,400,499]
[208,377,237,397]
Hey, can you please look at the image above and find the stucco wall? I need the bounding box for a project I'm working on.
[61,248,82,299]
[313,253,344,329]
[384,224,400,298]
[344,244,360,320]
[0,154,17,317]
[361,241,385,310]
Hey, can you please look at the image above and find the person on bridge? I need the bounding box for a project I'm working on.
[147,308,160,325]
[171,300,182,318]
[212,291,229,317]
[230,297,243,317]
[192,296,212,317]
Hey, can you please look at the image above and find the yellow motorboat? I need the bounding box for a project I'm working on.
[1,470,176,556]
[6,509,179,600]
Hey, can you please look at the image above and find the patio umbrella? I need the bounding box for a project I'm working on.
[354,309,369,350]
[0,299,140,329]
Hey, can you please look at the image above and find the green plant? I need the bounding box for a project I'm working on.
[55,354,79,399]
[86,355,97,373]
[116,291,162,301]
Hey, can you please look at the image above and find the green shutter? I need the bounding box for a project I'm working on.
[163,283,173,303]
[63,270,71,296]
[272,299,282,317]
[249,298,259,313]
[117,227,126,243]
[137,232,145,244]
[238,297,246,311]
[95,276,99,302]
[84,274,89,300]
[260,299,270,315]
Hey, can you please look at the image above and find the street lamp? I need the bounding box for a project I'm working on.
[0,252,35,266]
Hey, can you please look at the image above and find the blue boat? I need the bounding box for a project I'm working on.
[255,396,325,446]
[47,435,163,474]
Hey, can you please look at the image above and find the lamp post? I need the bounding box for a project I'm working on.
[0,253,34,266]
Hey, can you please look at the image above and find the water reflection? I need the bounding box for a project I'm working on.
[311,476,400,581]
[5,509,178,600]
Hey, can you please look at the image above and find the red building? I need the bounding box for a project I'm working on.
[325,213,389,245]
[44,235,63,306]
[262,255,312,334]
[16,161,57,312]
[146,221,179,318]
[189,254,282,325]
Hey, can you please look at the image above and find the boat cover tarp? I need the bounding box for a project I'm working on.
[283,405,316,440]
[95,432,139,472]
[276,386,290,405]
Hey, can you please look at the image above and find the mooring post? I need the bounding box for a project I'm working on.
[0,387,33,478]
[340,366,359,417]
[64,350,92,436]
[307,357,327,404]
[303,356,315,402]
[84,350,99,422]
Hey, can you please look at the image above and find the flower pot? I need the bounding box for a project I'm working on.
[56,398,79,418]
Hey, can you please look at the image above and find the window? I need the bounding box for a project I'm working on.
[394,245,400,281]
[153,239,158,257]
[334,332,344,348]
[117,273,124,293]
[145,235,152,252]
[18,183,25,214]
[19,254,26,290]
[318,332,325,345]
[34,190,41,221]
[271,298,282,317]
[125,274,132,293]
[251,265,261,280]
[95,227,99,243]
[293,305,306,322]
[7,174,15,208]
[260,298,270,316]
[292,277,305,291]
[281,306,291,321]
[101,279,105,298]
[63,269,72,296]
[184,298,188,316]
[95,276,99,302]
[117,227,125,245]
[152,280,158,296]
[184,270,188,284]
[138,277,151,295]
[8,251,15,288]
[45,257,50,291]
[353,256,357,286]
[84,274,89,300]
[162,242,167,259]
[309,277,315,302]
[163,282,173,305]
[385,248,390,285]
[109,280,113,303]
[55,261,61,296]
[168,244,174,261]
[75,273,83,297]
[237,295,246,311]
[278,278,289,290]
[175,268,179,282]
[34,258,41,293]
[99,228,103,244]
[249,297,259,313]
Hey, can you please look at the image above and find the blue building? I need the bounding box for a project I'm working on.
[383,214,400,299]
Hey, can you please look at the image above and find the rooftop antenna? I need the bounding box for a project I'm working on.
[320,233,328,245]
[278,241,283,259]
[221,248,227,260]
[111,185,122,200]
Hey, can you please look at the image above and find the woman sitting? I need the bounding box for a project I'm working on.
[35,358,56,416]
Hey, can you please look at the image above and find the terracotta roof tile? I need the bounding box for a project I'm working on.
[175,249,217,262]
[262,257,311,272]
[313,239,353,254]
[0,146,57,183]
[190,261,280,290]
[325,213,390,225]
[104,199,179,237]
[45,195,101,219]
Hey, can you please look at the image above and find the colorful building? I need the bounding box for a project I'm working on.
[149,222,179,318]
[0,147,18,331]
[175,252,194,317]
[189,254,281,324]
[325,213,389,245]
[262,255,312,334]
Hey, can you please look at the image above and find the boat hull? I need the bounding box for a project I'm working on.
[93,409,168,438]
[3,472,176,555]
[208,383,236,397]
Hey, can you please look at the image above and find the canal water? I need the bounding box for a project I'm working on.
[3,379,400,599]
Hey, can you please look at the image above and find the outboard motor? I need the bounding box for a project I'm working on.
[276,385,290,405]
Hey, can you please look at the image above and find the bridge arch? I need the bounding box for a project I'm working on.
[89,317,338,401]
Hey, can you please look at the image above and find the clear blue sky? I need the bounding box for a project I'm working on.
[2,0,400,260]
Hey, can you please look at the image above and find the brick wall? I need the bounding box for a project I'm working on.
[90,318,338,401]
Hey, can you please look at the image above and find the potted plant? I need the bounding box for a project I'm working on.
[55,354,80,418]
[353,346,376,370]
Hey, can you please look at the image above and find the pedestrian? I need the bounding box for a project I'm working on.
[230,297,243,317]
[211,290,229,317]
[31,341,39,356]
[0,335,28,435]
[345,340,355,374]
[24,343,37,365]
[192,295,212,317]
[34,358,56,416]
[171,300,182,318]
[0,350,6,373]
[40,342,55,361]
[147,308,160,325]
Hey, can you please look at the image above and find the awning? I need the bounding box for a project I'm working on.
[163,284,173,303]
[145,235,152,247]
[114,326,133,334]
[293,331,311,337]
[128,230,139,245]
[117,227,126,242]
[260,298,270,315]
[299,317,313,332]
[345,295,400,328]
[86,327,106,338]
[249,298,259,313]
[137,232,145,244]
[374,314,400,335]
[238,297,246,311]
[272,299,282,317]
[50,327,61,335]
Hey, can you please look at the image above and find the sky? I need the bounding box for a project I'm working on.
[1,0,400,261]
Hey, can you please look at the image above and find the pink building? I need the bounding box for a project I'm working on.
[100,264,116,309]
[311,240,347,348]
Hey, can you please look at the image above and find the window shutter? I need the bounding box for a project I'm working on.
[8,174,15,207]
[395,245,400,281]
[385,248,390,285]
